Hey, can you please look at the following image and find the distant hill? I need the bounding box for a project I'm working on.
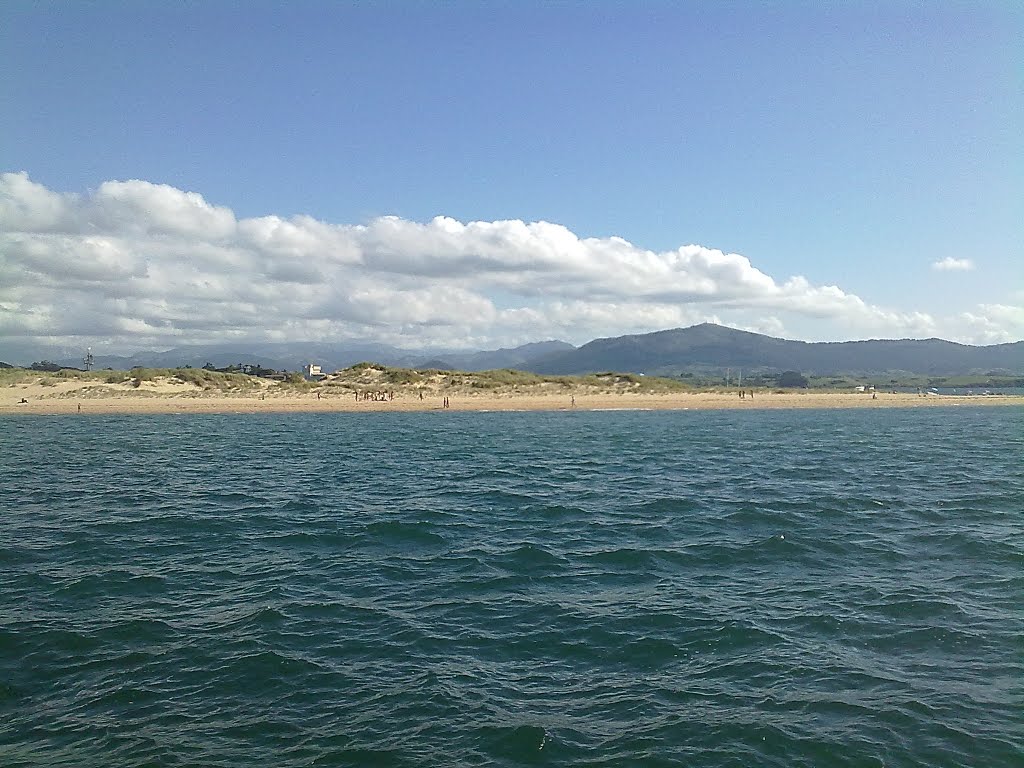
[410,340,575,371]
[83,341,427,373]
[525,323,1024,376]
[5,339,575,374]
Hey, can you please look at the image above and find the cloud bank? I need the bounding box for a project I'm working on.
[1,172,1019,353]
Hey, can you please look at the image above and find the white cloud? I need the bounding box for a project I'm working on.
[932,256,975,272]
[1,172,1017,354]
[92,179,238,240]
[956,304,1024,344]
[0,171,76,232]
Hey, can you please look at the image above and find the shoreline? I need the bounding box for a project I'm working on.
[2,390,1022,416]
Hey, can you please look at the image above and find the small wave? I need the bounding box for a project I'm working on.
[17,627,101,655]
[627,497,703,516]
[586,547,658,569]
[496,544,567,573]
[97,617,179,645]
[278,497,322,514]
[260,530,355,549]
[55,570,168,599]
[310,747,408,766]
[535,503,588,520]
[365,521,448,547]
[0,680,24,704]
[216,649,326,683]
[0,545,39,566]
[477,723,549,761]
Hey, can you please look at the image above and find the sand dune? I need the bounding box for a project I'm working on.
[2,377,1020,416]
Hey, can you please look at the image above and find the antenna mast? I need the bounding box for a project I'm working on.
[83,347,94,371]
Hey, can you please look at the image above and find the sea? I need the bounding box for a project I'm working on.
[1,406,1021,767]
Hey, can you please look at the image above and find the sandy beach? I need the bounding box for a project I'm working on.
[2,378,1021,416]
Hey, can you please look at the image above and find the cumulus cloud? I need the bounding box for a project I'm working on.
[1,171,1014,353]
[932,256,974,272]
[956,304,1024,344]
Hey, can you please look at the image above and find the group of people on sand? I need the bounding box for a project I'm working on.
[738,390,754,399]
[342,389,453,407]
[355,390,394,402]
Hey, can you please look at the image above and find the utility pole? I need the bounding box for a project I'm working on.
[83,347,94,371]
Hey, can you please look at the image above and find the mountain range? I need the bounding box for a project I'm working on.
[1,339,575,375]
[3,324,1022,376]
[524,323,1024,376]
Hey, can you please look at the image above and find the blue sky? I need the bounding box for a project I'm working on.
[1,1,1021,354]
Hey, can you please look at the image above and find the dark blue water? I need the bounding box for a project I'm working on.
[2,407,1022,767]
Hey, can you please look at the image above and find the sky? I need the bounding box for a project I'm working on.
[1,1,1021,357]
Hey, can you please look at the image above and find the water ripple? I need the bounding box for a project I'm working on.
[0,407,1021,766]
